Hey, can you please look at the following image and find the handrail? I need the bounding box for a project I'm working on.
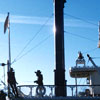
[17,85,100,98]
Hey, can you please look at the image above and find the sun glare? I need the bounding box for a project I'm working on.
[53,25,56,34]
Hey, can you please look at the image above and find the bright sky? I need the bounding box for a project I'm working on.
[0,0,100,89]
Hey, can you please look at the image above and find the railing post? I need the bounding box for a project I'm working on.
[29,87,32,97]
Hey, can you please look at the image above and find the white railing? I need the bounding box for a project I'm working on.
[17,85,56,98]
[17,85,100,98]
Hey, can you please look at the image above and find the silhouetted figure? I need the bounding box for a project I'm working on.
[34,70,43,86]
[34,70,46,96]
[78,51,84,59]
[8,68,18,97]
[0,90,7,100]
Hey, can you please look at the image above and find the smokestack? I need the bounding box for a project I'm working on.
[54,0,66,97]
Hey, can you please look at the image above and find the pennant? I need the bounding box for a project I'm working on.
[4,13,9,34]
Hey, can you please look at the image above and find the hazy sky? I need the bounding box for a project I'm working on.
[0,0,100,89]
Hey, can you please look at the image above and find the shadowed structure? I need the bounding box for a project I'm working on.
[54,0,66,97]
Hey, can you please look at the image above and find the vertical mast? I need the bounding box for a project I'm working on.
[7,12,11,97]
[8,12,11,71]
[4,12,11,71]
[54,0,66,97]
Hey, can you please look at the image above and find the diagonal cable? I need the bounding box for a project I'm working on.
[12,14,53,64]
[64,13,98,26]
[65,31,97,42]
[12,34,52,64]
[82,47,98,54]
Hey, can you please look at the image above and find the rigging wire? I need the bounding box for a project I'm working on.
[64,13,98,26]
[64,14,100,59]
[92,57,100,59]
[64,31,97,42]
[11,14,99,64]
[11,34,52,64]
[64,13,100,92]
[64,31,99,57]
[12,14,53,64]
[82,47,98,54]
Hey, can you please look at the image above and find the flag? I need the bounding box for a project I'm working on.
[4,12,9,34]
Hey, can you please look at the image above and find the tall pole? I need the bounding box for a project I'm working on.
[8,12,11,71]
[7,12,11,97]
[4,12,11,71]
[54,0,66,97]
[4,12,11,97]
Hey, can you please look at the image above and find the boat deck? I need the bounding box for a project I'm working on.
[69,67,97,78]
[12,96,100,100]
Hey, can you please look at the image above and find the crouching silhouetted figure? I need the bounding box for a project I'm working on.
[0,90,7,100]
[8,68,18,97]
[34,70,46,96]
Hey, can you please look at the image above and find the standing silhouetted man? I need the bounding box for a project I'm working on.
[8,68,18,97]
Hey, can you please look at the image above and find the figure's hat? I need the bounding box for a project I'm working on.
[35,70,41,74]
[10,68,13,72]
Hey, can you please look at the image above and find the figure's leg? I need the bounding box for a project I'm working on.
[14,84,19,97]
[10,84,16,96]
